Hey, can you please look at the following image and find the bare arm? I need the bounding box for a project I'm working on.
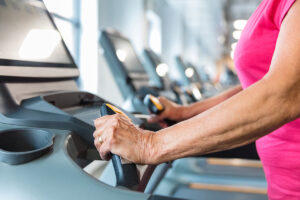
[93,1,300,165]
[180,85,243,120]
[153,85,242,122]
[151,1,300,164]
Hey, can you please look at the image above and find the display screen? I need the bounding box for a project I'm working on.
[108,35,146,74]
[188,67,201,83]
[0,0,74,67]
[147,49,161,66]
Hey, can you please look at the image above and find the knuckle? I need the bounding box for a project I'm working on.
[107,135,115,145]
[100,152,105,160]
[112,120,119,127]
[99,146,105,156]
[95,116,103,123]
[94,116,105,126]
[100,147,110,161]
[110,128,118,139]
[111,115,120,125]
[93,130,98,138]
[159,96,165,101]
[95,142,100,150]
[108,139,115,148]
[111,125,117,132]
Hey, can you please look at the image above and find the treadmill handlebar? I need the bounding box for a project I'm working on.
[100,104,139,189]
[143,95,177,126]
[143,95,164,114]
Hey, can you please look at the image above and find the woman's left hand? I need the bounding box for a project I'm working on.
[93,114,156,164]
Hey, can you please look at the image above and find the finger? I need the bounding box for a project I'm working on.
[95,122,118,144]
[99,138,112,160]
[94,115,113,127]
[117,114,133,127]
[93,124,108,138]
[159,121,169,128]
[156,111,169,121]
[94,138,98,149]
[94,136,104,150]
[94,116,113,128]
[115,113,132,126]
[93,115,120,138]
[158,96,168,105]
[147,115,159,123]
[111,114,133,131]
[93,123,110,137]
[117,113,129,121]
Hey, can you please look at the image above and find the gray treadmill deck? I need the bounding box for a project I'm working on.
[0,123,150,200]
[154,158,267,199]
[173,187,268,200]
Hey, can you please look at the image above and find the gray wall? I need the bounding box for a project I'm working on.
[97,0,147,106]
[81,0,211,106]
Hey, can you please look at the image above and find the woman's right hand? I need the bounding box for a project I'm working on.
[148,96,186,124]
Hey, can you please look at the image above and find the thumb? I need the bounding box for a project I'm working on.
[158,96,170,107]
[148,114,159,123]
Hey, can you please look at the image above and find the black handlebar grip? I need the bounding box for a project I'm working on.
[100,104,139,189]
[143,95,177,126]
[143,95,164,114]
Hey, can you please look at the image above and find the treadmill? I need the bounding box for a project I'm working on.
[142,48,167,91]
[143,48,193,105]
[174,56,205,102]
[100,30,176,114]
[0,1,179,199]
[176,57,229,99]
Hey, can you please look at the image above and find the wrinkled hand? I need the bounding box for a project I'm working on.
[148,96,184,124]
[93,114,156,164]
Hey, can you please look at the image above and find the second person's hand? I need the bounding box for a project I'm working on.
[148,96,186,124]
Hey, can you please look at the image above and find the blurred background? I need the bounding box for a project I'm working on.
[0,1,270,199]
[44,0,261,106]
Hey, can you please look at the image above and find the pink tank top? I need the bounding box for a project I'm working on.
[234,0,300,199]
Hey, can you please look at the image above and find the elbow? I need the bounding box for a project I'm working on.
[279,84,300,121]
[263,74,300,122]
[284,95,300,121]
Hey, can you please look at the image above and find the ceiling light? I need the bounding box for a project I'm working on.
[230,50,235,59]
[116,49,127,62]
[233,31,242,40]
[156,63,169,77]
[191,84,202,100]
[231,42,237,50]
[185,67,194,78]
[233,20,247,30]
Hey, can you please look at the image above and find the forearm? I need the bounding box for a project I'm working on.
[179,85,243,120]
[152,78,299,164]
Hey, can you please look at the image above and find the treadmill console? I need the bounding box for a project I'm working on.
[100,30,158,99]
[0,0,78,79]
[143,49,166,90]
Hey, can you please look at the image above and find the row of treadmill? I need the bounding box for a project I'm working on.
[0,1,267,200]
[100,29,214,114]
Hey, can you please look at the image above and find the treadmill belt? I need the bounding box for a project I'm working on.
[173,187,268,200]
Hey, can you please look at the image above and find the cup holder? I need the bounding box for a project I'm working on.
[0,129,54,165]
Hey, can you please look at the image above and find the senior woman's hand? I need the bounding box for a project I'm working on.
[93,114,156,164]
[148,96,185,123]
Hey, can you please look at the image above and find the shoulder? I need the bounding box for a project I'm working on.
[274,0,297,27]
